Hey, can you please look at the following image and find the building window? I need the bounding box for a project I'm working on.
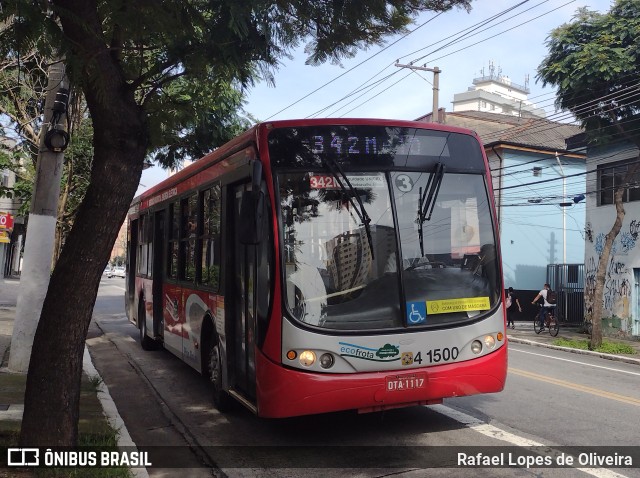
[598,160,640,206]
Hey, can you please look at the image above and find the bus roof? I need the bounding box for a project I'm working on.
[132,118,481,207]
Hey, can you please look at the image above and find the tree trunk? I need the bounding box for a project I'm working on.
[19,0,148,446]
[590,190,624,349]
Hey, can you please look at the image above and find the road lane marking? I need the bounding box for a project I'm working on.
[431,404,628,478]
[510,368,640,407]
[510,347,640,376]
[431,404,545,446]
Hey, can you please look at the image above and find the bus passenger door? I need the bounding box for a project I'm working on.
[227,183,257,402]
[152,209,165,338]
[126,219,138,319]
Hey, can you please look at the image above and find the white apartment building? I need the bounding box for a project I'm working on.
[452,63,546,119]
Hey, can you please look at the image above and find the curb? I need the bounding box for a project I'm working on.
[83,346,150,478]
[508,336,640,366]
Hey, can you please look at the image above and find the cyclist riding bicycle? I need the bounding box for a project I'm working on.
[531,283,555,331]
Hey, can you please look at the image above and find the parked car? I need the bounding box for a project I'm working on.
[107,266,126,278]
[103,266,112,275]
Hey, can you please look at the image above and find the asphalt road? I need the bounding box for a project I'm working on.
[452,343,640,447]
[89,278,640,478]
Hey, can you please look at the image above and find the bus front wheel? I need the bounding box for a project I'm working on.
[207,334,233,412]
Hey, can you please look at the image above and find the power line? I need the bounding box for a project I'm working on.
[399,0,534,64]
[263,12,446,120]
[495,154,640,193]
[305,0,561,118]
[409,0,576,70]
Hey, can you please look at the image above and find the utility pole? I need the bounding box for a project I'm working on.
[9,61,69,373]
[395,62,441,122]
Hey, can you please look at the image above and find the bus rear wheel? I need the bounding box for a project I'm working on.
[138,300,157,351]
[207,334,233,412]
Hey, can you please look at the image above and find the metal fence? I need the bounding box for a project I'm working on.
[547,263,584,324]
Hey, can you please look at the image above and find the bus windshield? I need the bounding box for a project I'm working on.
[271,125,499,331]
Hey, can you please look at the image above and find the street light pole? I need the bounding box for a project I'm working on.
[8,61,69,373]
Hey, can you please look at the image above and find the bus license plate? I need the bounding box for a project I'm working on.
[386,373,426,392]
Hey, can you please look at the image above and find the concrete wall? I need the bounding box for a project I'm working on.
[491,148,586,291]
[585,142,640,338]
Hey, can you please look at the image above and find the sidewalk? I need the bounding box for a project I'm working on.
[0,276,147,478]
[507,319,640,366]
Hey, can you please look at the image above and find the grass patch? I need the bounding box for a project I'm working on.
[0,430,131,478]
[0,372,131,478]
[552,337,636,355]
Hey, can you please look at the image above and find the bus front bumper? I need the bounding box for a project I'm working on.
[255,343,507,418]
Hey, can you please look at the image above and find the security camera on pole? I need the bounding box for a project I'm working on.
[8,61,70,373]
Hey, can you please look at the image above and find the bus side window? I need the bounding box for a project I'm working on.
[200,184,221,290]
[168,202,179,280]
[255,184,272,347]
[137,214,150,276]
[180,195,198,282]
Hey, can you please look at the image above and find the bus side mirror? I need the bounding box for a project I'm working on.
[239,189,265,245]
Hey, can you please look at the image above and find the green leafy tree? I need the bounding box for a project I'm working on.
[537,0,640,349]
[0,47,94,257]
[0,50,46,204]
[0,0,471,447]
[53,108,94,265]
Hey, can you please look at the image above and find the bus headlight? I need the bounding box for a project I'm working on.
[319,353,334,369]
[484,335,496,350]
[471,340,483,354]
[299,350,316,367]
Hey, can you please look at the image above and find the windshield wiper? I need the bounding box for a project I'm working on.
[418,162,445,256]
[322,157,374,259]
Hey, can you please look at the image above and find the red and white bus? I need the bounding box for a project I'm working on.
[125,118,507,418]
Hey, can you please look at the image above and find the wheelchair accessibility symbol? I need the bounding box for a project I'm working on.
[406,302,427,325]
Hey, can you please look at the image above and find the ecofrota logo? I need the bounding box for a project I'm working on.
[8,448,40,466]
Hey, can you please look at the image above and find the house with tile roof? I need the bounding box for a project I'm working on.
[417,109,586,321]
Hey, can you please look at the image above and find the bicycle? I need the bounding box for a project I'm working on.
[533,305,559,337]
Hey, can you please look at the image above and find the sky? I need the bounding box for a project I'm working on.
[137,0,613,195]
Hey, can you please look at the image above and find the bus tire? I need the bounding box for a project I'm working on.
[207,333,233,412]
[139,299,157,351]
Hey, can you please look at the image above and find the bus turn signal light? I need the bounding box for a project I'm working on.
[286,350,297,360]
